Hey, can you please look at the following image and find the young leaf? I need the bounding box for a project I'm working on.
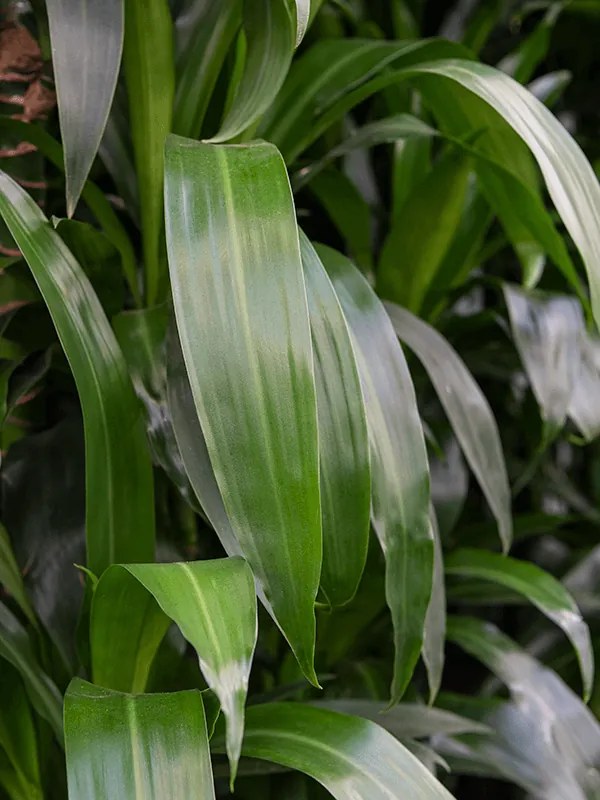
[214,703,457,798]
[123,0,174,304]
[165,136,322,684]
[0,602,63,741]
[445,548,593,700]
[300,233,370,607]
[318,244,431,702]
[503,284,583,436]
[46,0,123,216]
[64,680,215,800]
[0,174,154,574]
[212,0,295,142]
[91,558,256,783]
[386,302,512,551]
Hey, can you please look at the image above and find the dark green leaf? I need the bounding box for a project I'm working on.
[0,661,42,800]
[0,523,35,627]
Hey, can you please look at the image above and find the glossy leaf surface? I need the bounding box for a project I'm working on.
[165,135,321,683]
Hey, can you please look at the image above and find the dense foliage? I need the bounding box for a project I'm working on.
[0,0,599,797]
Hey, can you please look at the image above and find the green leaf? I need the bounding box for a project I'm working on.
[293,0,311,46]
[0,602,63,741]
[423,511,446,703]
[0,172,155,575]
[64,679,215,799]
[386,302,512,552]
[123,0,174,304]
[46,0,123,216]
[569,331,600,442]
[212,0,295,142]
[0,523,35,627]
[378,149,471,313]
[0,661,42,800]
[214,702,456,798]
[411,60,600,330]
[91,557,256,783]
[445,548,594,700]
[173,0,241,138]
[165,136,321,684]
[318,244,431,702]
[503,284,583,435]
[299,233,370,607]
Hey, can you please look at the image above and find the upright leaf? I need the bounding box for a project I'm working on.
[0,173,155,575]
[123,0,174,304]
[318,244,431,701]
[294,0,311,46]
[165,136,322,683]
[445,548,594,700]
[386,302,511,551]
[0,602,63,740]
[46,0,123,215]
[212,0,295,142]
[300,233,370,607]
[423,510,446,703]
[0,523,35,626]
[214,703,456,799]
[503,284,583,436]
[65,680,215,800]
[0,661,42,800]
[91,558,256,782]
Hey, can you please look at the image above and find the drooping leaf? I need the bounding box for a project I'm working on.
[46,0,123,215]
[212,0,295,142]
[503,284,583,436]
[173,0,241,138]
[0,172,155,575]
[445,548,593,700]
[0,523,35,627]
[0,602,63,741]
[386,302,511,551]
[299,232,370,607]
[214,702,457,798]
[123,0,174,304]
[165,135,321,684]
[318,244,431,702]
[64,679,215,799]
[91,557,256,782]
[423,510,446,703]
[0,661,42,800]
[378,149,471,312]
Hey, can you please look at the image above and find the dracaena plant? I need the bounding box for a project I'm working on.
[0,0,599,798]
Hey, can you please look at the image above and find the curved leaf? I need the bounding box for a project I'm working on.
[65,679,215,800]
[46,0,123,216]
[91,558,257,782]
[165,135,321,683]
[317,244,431,701]
[423,511,446,703]
[0,661,42,800]
[214,702,456,798]
[123,0,174,304]
[0,602,62,741]
[445,548,593,700]
[569,331,600,442]
[299,232,370,607]
[294,0,311,46]
[0,172,155,574]
[212,0,295,142]
[0,523,35,627]
[386,302,511,551]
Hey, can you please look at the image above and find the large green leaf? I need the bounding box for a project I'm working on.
[299,233,370,607]
[173,0,241,138]
[64,679,215,799]
[0,602,63,741]
[445,548,593,700]
[386,302,511,551]
[123,0,174,304]
[46,0,123,216]
[91,557,256,781]
[0,523,35,627]
[503,284,583,436]
[212,0,295,142]
[165,135,321,683]
[378,149,471,312]
[317,244,431,701]
[214,702,456,798]
[0,173,155,575]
